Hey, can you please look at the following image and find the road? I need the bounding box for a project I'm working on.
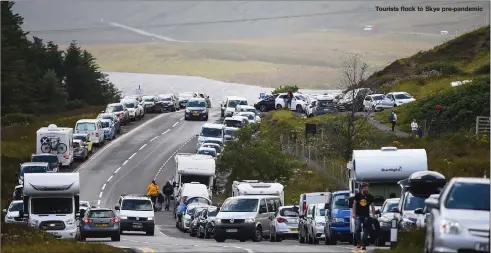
[77,106,382,252]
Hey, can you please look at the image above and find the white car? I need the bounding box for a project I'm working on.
[115,194,156,235]
[79,201,90,212]
[363,94,385,112]
[201,143,222,156]
[306,203,327,244]
[223,116,246,128]
[3,200,24,223]
[236,112,257,124]
[376,92,416,110]
[197,147,217,158]
[224,127,239,141]
[275,93,308,112]
[269,205,300,242]
[121,98,143,120]
[221,96,248,117]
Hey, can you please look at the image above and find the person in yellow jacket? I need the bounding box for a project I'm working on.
[146,180,160,211]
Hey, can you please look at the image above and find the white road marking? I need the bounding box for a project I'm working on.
[122,160,128,165]
[162,129,170,135]
[128,152,136,160]
[102,184,106,190]
[139,144,147,150]
[107,175,113,182]
[172,122,179,127]
[114,167,121,173]
[99,192,103,198]
[231,246,255,253]
[149,136,158,142]
[153,135,197,180]
[180,117,184,120]
[97,200,101,206]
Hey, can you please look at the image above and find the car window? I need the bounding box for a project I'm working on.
[307,206,313,216]
[101,121,110,128]
[106,105,124,112]
[121,199,153,211]
[445,182,490,211]
[76,122,96,131]
[88,210,115,218]
[187,100,206,107]
[221,198,258,212]
[383,201,399,213]
[9,202,23,212]
[224,120,242,128]
[332,193,350,209]
[266,199,275,213]
[259,199,267,214]
[404,193,426,211]
[280,207,299,217]
[200,127,223,138]
[274,199,282,210]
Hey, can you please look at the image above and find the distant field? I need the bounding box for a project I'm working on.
[83,30,445,88]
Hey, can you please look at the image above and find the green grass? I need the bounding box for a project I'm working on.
[374,229,425,253]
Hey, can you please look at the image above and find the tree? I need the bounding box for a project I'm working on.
[37,70,68,112]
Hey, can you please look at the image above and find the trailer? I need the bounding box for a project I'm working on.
[36,124,74,168]
[173,153,216,199]
[232,180,285,205]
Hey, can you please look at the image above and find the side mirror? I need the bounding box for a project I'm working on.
[195,134,199,137]
[101,110,105,113]
[115,206,120,210]
[414,208,424,215]
[375,209,381,215]
[390,207,399,213]
[425,198,439,210]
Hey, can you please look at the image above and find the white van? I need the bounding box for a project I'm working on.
[197,123,224,151]
[75,119,105,146]
[221,96,248,117]
[36,124,74,168]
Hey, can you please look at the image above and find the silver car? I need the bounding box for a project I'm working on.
[269,205,300,242]
[424,177,490,253]
[73,139,88,161]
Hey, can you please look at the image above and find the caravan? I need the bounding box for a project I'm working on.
[20,173,80,239]
[232,180,285,205]
[36,124,74,168]
[173,153,216,199]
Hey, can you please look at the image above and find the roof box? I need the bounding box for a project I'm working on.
[398,171,446,198]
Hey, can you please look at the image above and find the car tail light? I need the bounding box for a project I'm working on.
[110,217,119,223]
[302,201,307,214]
[277,217,287,223]
[83,218,92,223]
[64,153,69,159]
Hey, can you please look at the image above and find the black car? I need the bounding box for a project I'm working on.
[184,98,208,121]
[254,94,278,112]
[197,206,218,239]
[159,94,179,112]
[79,207,121,241]
[31,154,61,172]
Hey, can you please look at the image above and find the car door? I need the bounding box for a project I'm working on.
[265,198,277,234]
[363,96,371,109]
[306,205,314,231]
[258,199,269,235]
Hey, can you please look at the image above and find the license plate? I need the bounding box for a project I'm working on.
[290,228,298,232]
[96,224,108,227]
[476,243,489,251]
[193,113,199,116]
[226,229,237,232]
[133,223,143,228]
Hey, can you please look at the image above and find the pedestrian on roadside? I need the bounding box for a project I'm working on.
[162,181,174,211]
[389,111,397,132]
[286,91,293,109]
[417,126,424,138]
[411,119,419,137]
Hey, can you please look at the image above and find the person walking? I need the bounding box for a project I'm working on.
[389,111,397,132]
[146,180,160,211]
[352,183,376,250]
[162,181,174,211]
[411,119,419,137]
[286,91,293,109]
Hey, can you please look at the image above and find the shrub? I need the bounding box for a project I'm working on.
[474,62,490,75]
[272,85,299,94]
[66,99,89,110]
[417,62,462,75]
[2,113,35,126]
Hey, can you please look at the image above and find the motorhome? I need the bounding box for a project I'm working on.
[36,124,74,168]
[20,173,80,239]
[232,180,285,205]
[347,147,427,240]
[173,153,216,198]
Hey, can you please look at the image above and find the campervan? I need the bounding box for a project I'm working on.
[36,124,74,168]
[232,180,285,205]
[20,173,80,239]
[173,153,216,199]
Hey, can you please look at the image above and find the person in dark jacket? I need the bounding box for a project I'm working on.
[286,91,293,109]
[162,181,174,211]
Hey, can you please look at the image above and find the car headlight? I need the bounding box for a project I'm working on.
[202,109,208,113]
[245,218,255,223]
[332,218,344,223]
[316,222,326,227]
[440,219,462,235]
[214,219,221,224]
[120,216,128,219]
[30,219,40,227]
[66,218,74,225]
[148,217,154,220]
[380,221,390,227]
[185,109,191,113]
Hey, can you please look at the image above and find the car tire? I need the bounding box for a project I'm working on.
[111,233,121,241]
[79,235,86,241]
[252,226,262,242]
[276,104,282,110]
[215,236,226,242]
[296,105,303,113]
[146,228,155,236]
[259,105,267,112]
[376,237,385,246]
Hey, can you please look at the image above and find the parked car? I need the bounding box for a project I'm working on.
[142,95,164,113]
[31,153,61,172]
[269,205,300,242]
[275,93,308,112]
[237,112,257,124]
[201,143,222,156]
[325,190,352,245]
[178,92,194,109]
[363,93,385,112]
[375,198,400,246]
[375,92,416,110]
[73,133,93,153]
[224,127,239,142]
[305,203,326,244]
[336,88,372,112]
[159,94,179,112]
[79,201,91,212]
[190,206,209,237]
[100,119,116,140]
[254,94,278,112]
[121,98,143,120]
[193,92,211,108]
[97,113,121,134]
[105,103,129,125]
[197,147,217,158]
[79,207,121,241]
[3,200,24,223]
[197,206,219,239]
[73,139,89,161]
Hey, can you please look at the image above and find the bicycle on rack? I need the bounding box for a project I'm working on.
[40,136,68,154]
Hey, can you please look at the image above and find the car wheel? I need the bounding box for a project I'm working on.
[111,233,121,241]
[215,236,226,242]
[276,104,282,110]
[79,235,86,241]
[252,226,262,242]
[146,228,155,236]
[296,105,303,113]
[260,105,267,112]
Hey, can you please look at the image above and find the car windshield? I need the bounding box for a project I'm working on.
[317,100,332,107]
[106,105,123,112]
[20,166,47,175]
[240,114,255,120]
[224,128,237,136]
[76,122,96,131]
[32,155,58,163]
[316,208,326,216]
[383,201,399,213]
[203,144,221,153]
[161,97,172,101]
[280,207,299,217]
[394,93,412,99]
[207,209,218,217]
[73,135,87,142]
[198,149,216,157]
[224,120,242,128]
[144,97,155,102]
[445,182,490,211]
[187,100,206,107]
[9,202,23,212]
[227,100,247,108]
[372,95,384,100]
[88,210,115,218]
[102,121,111,128]
[122,199,153,211]
[220,198,258,212]
[31,197,73,214]
[200,127,223,138]
[124,102,135,108]
[73,142,81,148]
[205,140,223,145]
[404,193,426,211]
[332,193,350,209]
[187,197,211,205]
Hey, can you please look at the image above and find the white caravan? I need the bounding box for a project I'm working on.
[173,153,216,199]
[232,180,285,205]
[36,124,74,168]
[21,173,80,239]
[347,147,427,235]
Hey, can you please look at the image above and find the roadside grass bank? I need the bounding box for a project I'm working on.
[1,106,103,208]
[374,229,425,253]
[1,223,121,253]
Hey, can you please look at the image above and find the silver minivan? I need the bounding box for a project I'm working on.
[214,195,281,242]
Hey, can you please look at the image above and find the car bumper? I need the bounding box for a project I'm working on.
[225,111,234,117]
[45,228,77,239]
[215,223,256,239]
[185,112,208,119]
[81,225,119,236]
[434,233,490,253]
[276,223,299,235]
[73,153,85,158]
[162,105,174,111]
[314,226,326,239]
[120,219,155,231]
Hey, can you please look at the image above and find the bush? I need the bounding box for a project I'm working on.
[272,85,299,94]
[66,99,89,110]
[474,62,490,75]
[417,62,462,75]
[2,113,35,126]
